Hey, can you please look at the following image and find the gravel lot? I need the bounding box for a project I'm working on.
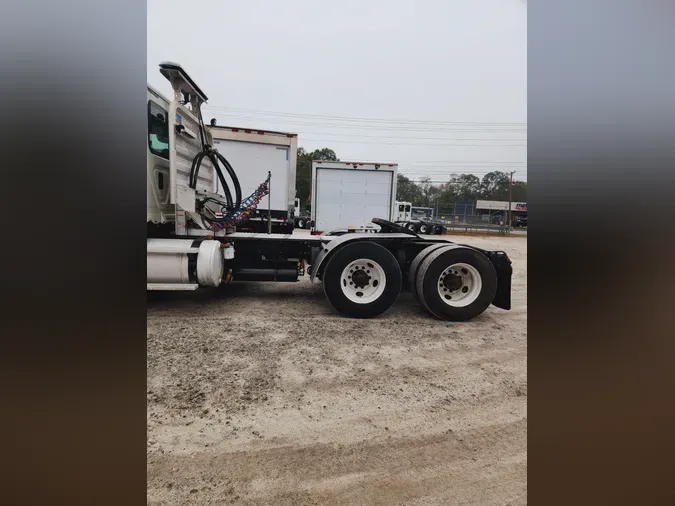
[147,233,527,505]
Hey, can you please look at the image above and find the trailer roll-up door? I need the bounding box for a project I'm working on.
[312,162,397,232]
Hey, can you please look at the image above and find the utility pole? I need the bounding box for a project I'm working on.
[507,171,515,233]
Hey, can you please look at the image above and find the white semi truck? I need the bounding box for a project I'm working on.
[146,62,513,321]
[393,203,447,235]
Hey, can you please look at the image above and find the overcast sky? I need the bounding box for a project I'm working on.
[148,0,527,182]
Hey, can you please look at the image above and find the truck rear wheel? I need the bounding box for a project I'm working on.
[418,223,429,234]
[406,222,417,233]
[415,247,497,321]
[323,242,402,318]
[407,243,452,300]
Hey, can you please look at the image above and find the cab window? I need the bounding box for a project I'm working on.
[148,100,170,159]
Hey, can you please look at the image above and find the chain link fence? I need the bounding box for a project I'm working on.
[435,201,510,234]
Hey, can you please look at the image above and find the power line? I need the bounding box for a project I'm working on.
[297,138,526,147]
[404,160,527,164]
[203,112,527,133]
[295,131,526,142]
[297,170,527,178]
[203,104,527,127]
[403,170,526,174]
[402,173,527,178]
[403,169,526,174]
[297,168,527,177]
[401,169,528,176]
[399,161,526,165]
[296,175,527,182]
[404,169,527,173]
[402,180,528,185]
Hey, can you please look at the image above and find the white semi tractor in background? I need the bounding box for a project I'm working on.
[394,203,447,235]
[146,62,513,321]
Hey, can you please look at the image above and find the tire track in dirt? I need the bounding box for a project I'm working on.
[148,418,526,506]
[147,235,527,505]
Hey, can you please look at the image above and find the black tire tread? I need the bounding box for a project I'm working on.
[323,241,402,318]
[416,246,497,321]
[407,243,454,301]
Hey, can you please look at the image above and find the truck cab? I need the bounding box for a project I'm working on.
[395,201,412,222]
[147,85,172,225]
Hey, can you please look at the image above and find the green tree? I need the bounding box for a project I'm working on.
[396,174,424,204]
[511,180,527,202]
[450,173,481,200]
[311,148,338,161]
[417,176,434,206]
[480,171,511,200]
[295,147,339,211]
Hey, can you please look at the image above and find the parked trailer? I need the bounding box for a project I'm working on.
[210,125,298,234]
[146,62,512,321]
[311,161,398,234]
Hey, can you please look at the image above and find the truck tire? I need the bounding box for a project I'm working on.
[431,224,440,235]
[297,218,305,229]
[407,243,452,300]
[415,246,497,321]
[406,222,417,233]
[418,223,429,234]
[323,242,402,318]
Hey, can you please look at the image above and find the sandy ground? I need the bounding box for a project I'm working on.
[147,233,527,505]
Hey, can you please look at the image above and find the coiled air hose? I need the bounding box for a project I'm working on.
[188,105,242,213]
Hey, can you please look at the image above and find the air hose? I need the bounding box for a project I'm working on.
[189,148,241,211]
[188,106,242,212]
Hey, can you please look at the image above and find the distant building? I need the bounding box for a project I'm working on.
[475,200,527,212]
[475,200,527,225]
[446,199,527,225]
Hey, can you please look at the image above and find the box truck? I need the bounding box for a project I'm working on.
[209,125,297,233]
[311,161,398,233]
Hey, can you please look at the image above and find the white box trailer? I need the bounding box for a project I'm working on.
[311,161,398,233]
[209,125,298,233]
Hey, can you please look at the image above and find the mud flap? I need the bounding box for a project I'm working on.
[485,251,513,310]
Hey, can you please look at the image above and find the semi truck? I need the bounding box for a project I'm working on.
[146,62,513,321]
[395,201,412,222]
[293,197,312,229]
[311,161,398,234]
[394,202,446,235]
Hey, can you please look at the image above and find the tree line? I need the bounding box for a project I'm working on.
[397,172,527,210]
[295,146,527,212]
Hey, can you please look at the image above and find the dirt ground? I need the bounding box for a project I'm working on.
[147,233,527,505]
